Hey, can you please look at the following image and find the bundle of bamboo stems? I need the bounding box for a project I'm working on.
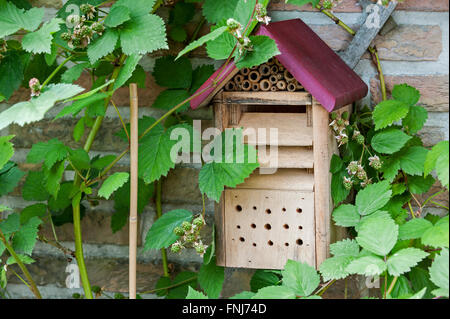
[224,58,304,92]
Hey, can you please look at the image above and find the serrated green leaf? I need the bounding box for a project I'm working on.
[0,0,44,37]
[235,35,280,69]
[167,271,197,299]
[230,291,256,299]
[87,29,119,64]
[429,248,449,297]
[392,84,420,106]
[356,214,398,256]
[48,182,73,212]
[113,53,142,90]
[61,62,89,83]
[27,138,69,169]
[403,105,428,134]
[91,155,116,170]
[55,92,110,119]
[202,0,240,23]
[170,1,195,26]
[45,160,65,199]
[373,100,410,131]
[105,5,130,27]
[190,64,215,94]
[20,203,47,224]
[176,26,228,60]
[387,248,428,277]
[0,213,20,235]
[68,148,90,171]
[332,204,360,227]
[436,151,449,189]
[198,256,224,299]
[355,181,392,216]
[22,170,49,201]
[0,84,84,130]
[250,270,281,293]
[424,141,449,177]
[346,255,387,276]
[12,216,42,254]
[153,55,192,89]
[6,254,35,265]
[421,216,449,248]
[319,256,354,281]
[73,118,85,142]
[22,18,62,54]
[45,43,58,66]
[381,155,401,182]
[152,89,190,112]
[98,172,129,200]
[409,267,437,299]
[143,209,193,250]
[114,0,156,16]
[0,135,14,170]
[407,175,435,195]
[398,218,433,240]
[186,287,208,299]
[330,239,360,257]
[281,260,320,296]
[206,22,235,60]
[252,285,296,299]
[331,170,350,205]
[371,128,412,154]
[0,163,24,196]
[399,146,428,176]
[0,52,25,100]
[285,0,319,7]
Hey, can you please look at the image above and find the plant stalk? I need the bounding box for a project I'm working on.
[315,4,356,36]
[41,56,72,90]
[155,179,170,277]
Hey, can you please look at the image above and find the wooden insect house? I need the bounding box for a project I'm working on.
[190,19,368,270]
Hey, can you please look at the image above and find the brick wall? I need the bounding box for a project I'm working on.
[0,0,448,298]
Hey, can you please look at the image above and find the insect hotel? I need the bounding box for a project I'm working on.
[191,19,368,270]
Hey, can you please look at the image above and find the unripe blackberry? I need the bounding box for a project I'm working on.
[91,22,104,33]
[173,226,185,237]
[341,111,349,120]
[193,217,204,227]
[171,242,182,253]
[195,243,205,254]
[343,177,353,190]
[185,234,196,243]
[356,134,365,145]
[356,168,367,180]
[71,37,81,47]
[182,221,192,232]
[323,0,333,9]
[61,32,72,41]
[347,161,358,175]
[336,119,344,126]
[80,4,91,14]
[330,112,338,120]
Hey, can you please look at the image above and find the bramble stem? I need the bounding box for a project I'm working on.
[41,56,72,90]
[386,276,398,296]
[155,179,170,277]
[139,276,197,295]
[368,46,387,101]
[315,4,356,36]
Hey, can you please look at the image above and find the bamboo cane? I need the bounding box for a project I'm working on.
[284,70,295,82]
[242,80,252,91]
[270,65,279,75]
[239,68,250,76]
[270,86,277,92]
[269,75,278,84]
[251,83,260,91]
[277,80,287,91]
[259,64,271,77]
[225,81,236,91]
[259,79,271,91]
[129,83,139,300]
[287,82,297,92]
[248,70,261,83]
[234,74,244,85]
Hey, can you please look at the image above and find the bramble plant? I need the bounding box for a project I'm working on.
[0,0,447,300]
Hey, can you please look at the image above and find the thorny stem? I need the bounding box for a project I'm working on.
[38,234,75,258]
[368,46,387,101]
[139,276,197,295]
[315,4,356,36]
[155,179,170,278]
[0,229,42,299]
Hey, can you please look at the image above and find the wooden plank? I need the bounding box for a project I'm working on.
[230,104,241,125]
[230,113,313,146]
[236,168,314,192]
[258,146,314,169]
[215,194,226,267]
[339,0,397,69]
[218,91,312,106]
[223,189,316,269]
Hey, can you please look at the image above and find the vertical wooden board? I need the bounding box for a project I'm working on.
[224,189,315,270]
[215,194,226,266]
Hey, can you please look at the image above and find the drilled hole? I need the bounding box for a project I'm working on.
[296,239,303,246]
[298,225,303,230]
[239,237,245,242]
[283,224,289,229]
[236,205,242,212]
[251,223,256,229]
[296,208,303,213]
[285,243,289,247]
[268,240,274,246]
[237,225,241,229]
[253,206,257,210]
[282,208,286,212]
[265,209,271,215]
[264,224,272,230]
[252,243,257,247]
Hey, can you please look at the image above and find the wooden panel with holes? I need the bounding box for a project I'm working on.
[222,189,316,269]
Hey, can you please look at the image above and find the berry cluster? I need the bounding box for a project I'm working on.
[29,78,41,97]
[61,4,104,49]
[171,216,207,256]
[329,111,350,147]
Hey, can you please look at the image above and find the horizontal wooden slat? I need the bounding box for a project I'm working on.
[218,91,312,106]
[258,147,314,169]
[235,169,314,191]
[230,112,313,146]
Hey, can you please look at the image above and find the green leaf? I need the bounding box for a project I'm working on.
[330,239,360,257]
[143,209,193,250]
[45,160,65,199]
[429,248,449,297]
[119,14,168,55]
[20,203,47,224]
[61,62,89,83]
[285,0,319,7]
[332,204,360,227]
[170,1,195,25]
[87,29,119,64]
[27,138,69,169]
[98,172,129,200]
[408,287,427,299]
[48,182,73,212]
[409,267,437,299]
[230,291,256,299]
[399,146,428,176]
[330,154,344,173]
[356,214,398,256]
[0,52,25,100]
[152,89,190,112]
[403,105,428,134]
[45,43,58,66]
[167,271,197,299]
[0,84,84,130]
[176,26,228,60]
[319,256,354,281]
[252,285,296,299]
[12,216,42,254]
[281,260,320,296]
[73,118,85,142]
[250,270,281,292]
[68,148,90,171]
[190,64,215,94]
[381,156,401,182]
[113,53,142,90]
[331,170,350,205]
[202,0,240,23]
[186,287,208,299]
[22,18,62,54]
[22,170,49,201]
[235,35,280,69]
[424,141,449,176]
[355,181,392,216]
[346,255,387,276]
[6,254,35,266]
[55,92,110,119]
[0,213,20,235]
[153,55,192,89]
[436,150,449,189]
[421,216,449,248]
[398,218,433,240]
[169,25,187,42]
[206,22,236,60]
[387,248,428,277]
[0,163,25,196]
[392,84,420,106]
[407,175,435,195]
[105,5,130,27]
[371,128,412,154]
[114,0,156,16]
[0,135,14,170]
[0,0,44,37]
[373,100,410,131]
[198,256,224,299]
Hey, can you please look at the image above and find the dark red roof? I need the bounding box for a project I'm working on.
[190,19,368,112]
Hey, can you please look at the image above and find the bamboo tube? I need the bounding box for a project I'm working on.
[129,83,138,300]
[270,65,279,75]
[240,68,250,76]
[270,86,277,92]
[267,58,275,66]
[252,83,260,91]
[242,80,252,91]
[277,80,287,91]
[234,74,244,84]
[287,82,297,92]
[225,81,236,91]
[259,64,271,77]
[259,79,272,91]
[284,70,295,82]
[269,75,278,84]
[276,73,283,80]
[248,70,261,83]
[250,65,258,70]
[295,81,304,90]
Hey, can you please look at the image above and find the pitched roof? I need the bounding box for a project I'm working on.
[190,19,368,112]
